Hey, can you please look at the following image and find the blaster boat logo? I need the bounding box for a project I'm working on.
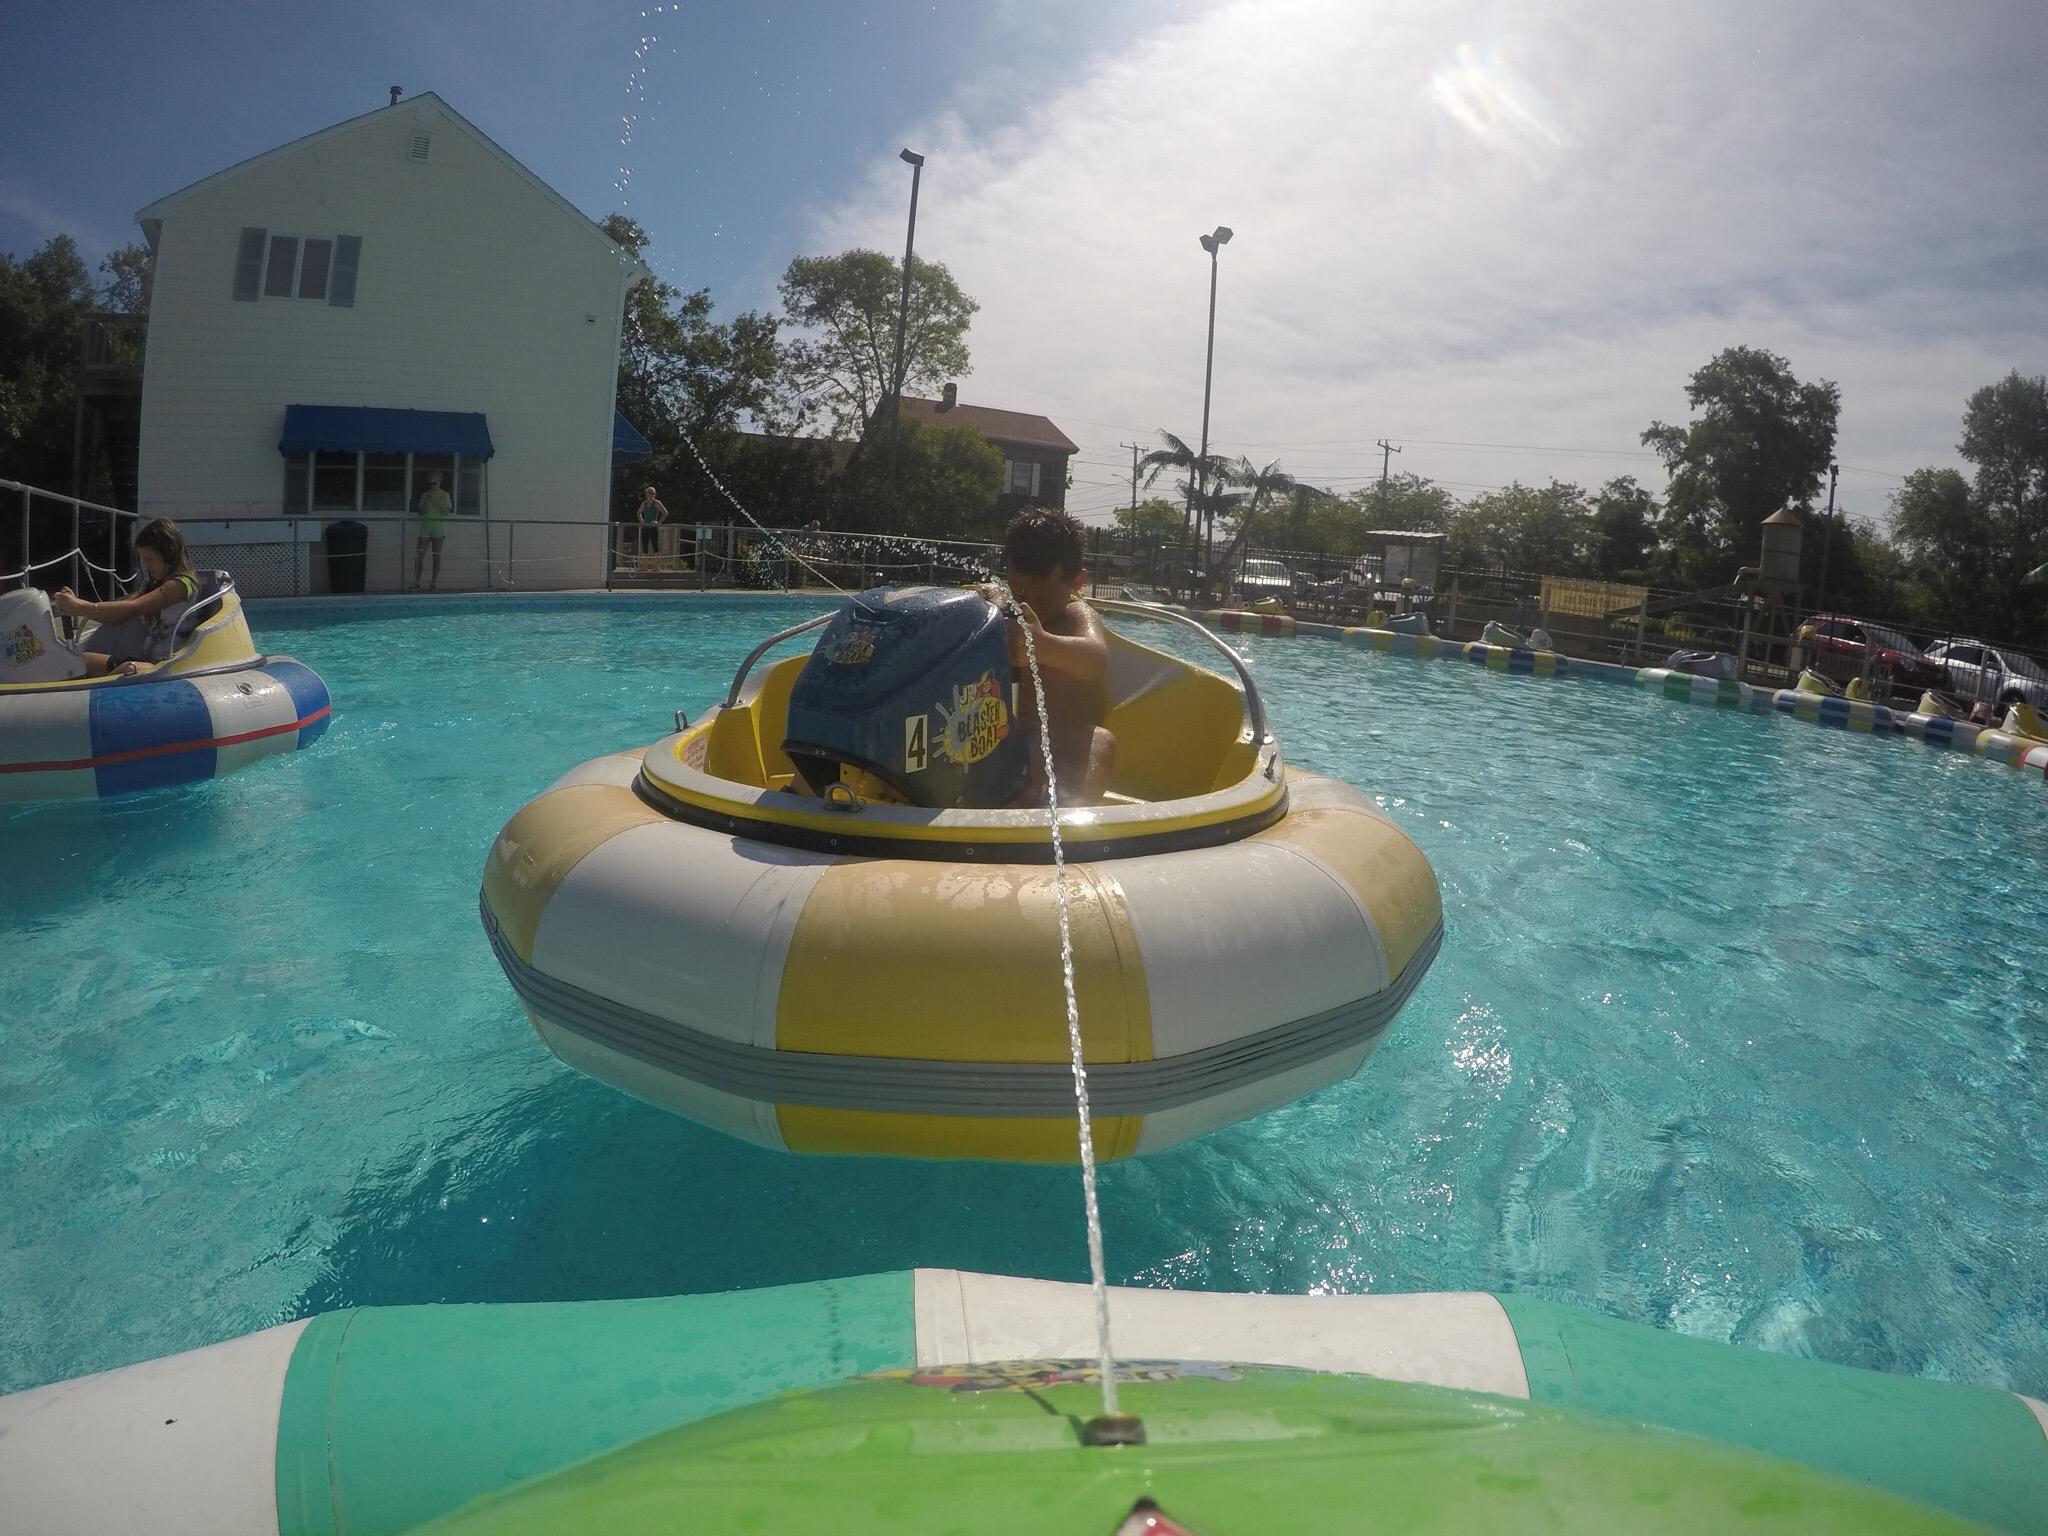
[933,671,1009,767]
[7,624,45,667]
[830,627,876,666]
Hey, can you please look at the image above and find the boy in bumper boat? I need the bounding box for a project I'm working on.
[983,505,1117,807]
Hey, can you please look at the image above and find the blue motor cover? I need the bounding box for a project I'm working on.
[782,585,1025,809]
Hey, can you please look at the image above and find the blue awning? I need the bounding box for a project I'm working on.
[279,405,495,459]
[612,409,654,461]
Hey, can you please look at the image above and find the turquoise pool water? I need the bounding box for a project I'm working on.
[3,595,2044,1397]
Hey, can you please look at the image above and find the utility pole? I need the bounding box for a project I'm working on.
[1121,442,1147,582]
[1376,439,1402,520]
[1815,460,1839,614]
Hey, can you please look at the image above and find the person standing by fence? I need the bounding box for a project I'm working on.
[635,485,669,557]
[412,471,451,591]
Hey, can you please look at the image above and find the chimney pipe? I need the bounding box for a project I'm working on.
[389,86,403,106]
[940,382,957,412]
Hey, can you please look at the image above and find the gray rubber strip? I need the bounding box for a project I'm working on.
[481,893,1443,1118]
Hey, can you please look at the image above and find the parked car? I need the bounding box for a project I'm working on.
[1923,638,2048,709]
[1800,614,1942,691]
[1232,558,1294,605]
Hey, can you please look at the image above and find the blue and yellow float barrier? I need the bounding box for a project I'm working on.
[1637,667,1757,709]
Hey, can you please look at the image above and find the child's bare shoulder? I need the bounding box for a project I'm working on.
[1048,597,1103,637]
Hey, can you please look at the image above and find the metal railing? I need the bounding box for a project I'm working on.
[79,312,146,378]
[3,478,145,598]
[3,483,1004,602]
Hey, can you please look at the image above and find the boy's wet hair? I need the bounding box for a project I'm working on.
[1002,505,1085,581]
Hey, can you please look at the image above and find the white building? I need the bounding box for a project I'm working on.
[133,90,650,593]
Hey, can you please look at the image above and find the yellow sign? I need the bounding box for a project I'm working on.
[6,624,44,668]
[934,672,1009,767]
[830,628,876,665]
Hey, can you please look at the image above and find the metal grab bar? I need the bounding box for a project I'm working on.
[1090,597,1272,745]
[722,610,835,709]
[718,597,1273,746]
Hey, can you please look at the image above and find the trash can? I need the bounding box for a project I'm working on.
[325,520,369,594]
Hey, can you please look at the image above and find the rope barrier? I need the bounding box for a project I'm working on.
[1,545,139,586]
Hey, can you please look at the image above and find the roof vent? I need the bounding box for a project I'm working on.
[408,132,432,164]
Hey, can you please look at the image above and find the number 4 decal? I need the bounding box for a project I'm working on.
[904,713,928,772]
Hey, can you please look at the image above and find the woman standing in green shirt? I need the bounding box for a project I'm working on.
[413,471,452,591]
[635,485,669,556]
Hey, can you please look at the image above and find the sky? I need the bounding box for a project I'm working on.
[7,0,2046,528]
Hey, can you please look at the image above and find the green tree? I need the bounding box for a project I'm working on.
[1888,372,2048,641]
[0,235,95,493]
[99,243,153,314]
[1821,518,1916,628]
[1444,481,1590,574]
[1959,370,2048,573]
[1363,471,1456,532]
[601,215,786,518]
[1586,475,1658,580]
[1890,467,2000,632]
[1642,346,1840,586]
[714,433,841,528]
[1114,495,1184,544]
[778,250,977,439]
[1213,456,1311,570]
[837,420,1002,538]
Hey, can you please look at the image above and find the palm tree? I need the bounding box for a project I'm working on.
[1209,457,1303,578]
[1137,430,1236,546]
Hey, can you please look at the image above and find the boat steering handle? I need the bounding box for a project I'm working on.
[1089,598,1272,745]
[723,612,835,709]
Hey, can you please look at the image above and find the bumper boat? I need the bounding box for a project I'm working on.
[4,1268,2042,1533]
[0,575,329,802]
[481,587,1443,1162]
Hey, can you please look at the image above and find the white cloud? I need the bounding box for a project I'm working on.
[802,0,2048,525]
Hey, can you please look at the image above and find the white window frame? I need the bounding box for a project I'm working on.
[243,228,360,303]
[284,450,486,517]
[1005,459,1041,497]
[256,234,342,301]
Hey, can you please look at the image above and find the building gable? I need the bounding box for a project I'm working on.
[135,92,647,278]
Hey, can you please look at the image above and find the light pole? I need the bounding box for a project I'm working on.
[1194,225,1231,584]
[887,148,924,503]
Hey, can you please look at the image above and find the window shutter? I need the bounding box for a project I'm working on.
[1029,461,1041,498]
[233,227,267,301]
[298,238,332,300]
[329,236,362,308]
[264,235,299,297]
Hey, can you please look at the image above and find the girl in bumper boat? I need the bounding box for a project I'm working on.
[50,518,199,676]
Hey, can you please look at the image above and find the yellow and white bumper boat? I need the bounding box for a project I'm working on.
[480,592,1442,1162]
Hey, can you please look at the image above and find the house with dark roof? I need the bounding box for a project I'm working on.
[896,385,1077,519]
